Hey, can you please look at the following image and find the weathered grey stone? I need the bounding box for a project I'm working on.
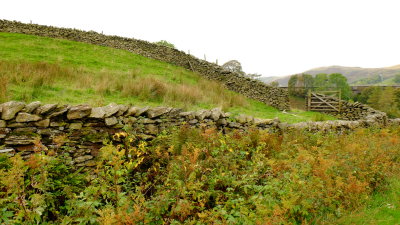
[5,135,37,145]
[116,105,129,116]
[14,127,37,133]
[141,118,156,124]
[254,118,274,126]
[0,148,14,154]
[236,114,247,124]
[36,104,58,115]
[188,119,199,124]
[1,101,26,120]
[125,106,139,116]
[0,120,6,128]
[7,123,27,128]
[179,111,195,120]
[105,117,118,126]
[67,105,91,120]
[23,101,41,113]
[50,122,65,127]
[146,107,172,118]
[34,119,50,127]
[123,117,137,124]
[135,107,150,117]
[228,122,241,128]
[217,118,228,126]
[103,103,120,117]
[210,108,222,121]
[69,123,83,130]
[16,113,42,122]
[48,105,70,118]
[145,124,158,135]
[195,110,210,120]
[89,107,106,119]
[74,155,93,163]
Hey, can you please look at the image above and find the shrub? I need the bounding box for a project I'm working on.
[154,40,175,49]
[0,126,399,223]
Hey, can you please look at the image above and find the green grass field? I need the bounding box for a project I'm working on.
[0,32,335,123]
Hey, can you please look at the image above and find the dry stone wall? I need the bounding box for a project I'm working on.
[0,101,397,168]
[0,20,289,110]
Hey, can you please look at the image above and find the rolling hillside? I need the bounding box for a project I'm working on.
[0,32,332,123]
[262,64,400,86]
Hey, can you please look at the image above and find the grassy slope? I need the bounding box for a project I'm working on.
[0,32,334,123]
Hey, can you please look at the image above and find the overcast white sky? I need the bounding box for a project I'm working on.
[1,0,400,77]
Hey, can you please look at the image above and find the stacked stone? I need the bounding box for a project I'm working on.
[0,101,282,166]
[0,20,290,111]
[0,101,394,168]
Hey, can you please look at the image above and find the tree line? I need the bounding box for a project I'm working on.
[288,73,352,99]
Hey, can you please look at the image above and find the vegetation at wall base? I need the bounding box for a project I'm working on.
[0,125,399,224]
[353,86,400,118]
[0,32,329,123]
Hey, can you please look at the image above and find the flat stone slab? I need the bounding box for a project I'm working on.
[1,101,26,120]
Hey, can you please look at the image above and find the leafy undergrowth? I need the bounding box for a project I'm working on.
[1,126,399,224]
[326,174,400,224]
[0,32,331,123]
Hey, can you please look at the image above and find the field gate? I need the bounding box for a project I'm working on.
[307,90,342,113]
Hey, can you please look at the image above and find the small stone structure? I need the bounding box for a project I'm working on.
[1,101,398,168]
[0,20,289,110]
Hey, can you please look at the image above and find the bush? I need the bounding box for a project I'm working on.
[0,126,399,223]
[154,40,175,49]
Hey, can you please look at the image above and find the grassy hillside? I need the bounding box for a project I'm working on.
[0,32,333,123]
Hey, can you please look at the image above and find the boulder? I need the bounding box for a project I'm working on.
[0,120,6,128]
[67,105,91,120]
[16,113,42,122]
[195,110,211,120]
[210,108,222,121]
[1,101,26,120]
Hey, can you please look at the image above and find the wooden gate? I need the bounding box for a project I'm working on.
[307,90,342,112]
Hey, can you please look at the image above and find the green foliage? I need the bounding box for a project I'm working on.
[394,74,400,84]
[314,73,352,99]
[288,74,314,97]
[1,126,399,224]
[355,87,400,118]
[154,40,175,49]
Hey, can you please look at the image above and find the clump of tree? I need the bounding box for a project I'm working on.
[268,81,279,87]
[354,86,400,118]
[222,60,262,79]
[154,40,175,48]
[288,74,314,97]
[394,74,400,84]
[288,73,352,99]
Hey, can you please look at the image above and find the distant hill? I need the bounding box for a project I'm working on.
[261,64,400,86]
